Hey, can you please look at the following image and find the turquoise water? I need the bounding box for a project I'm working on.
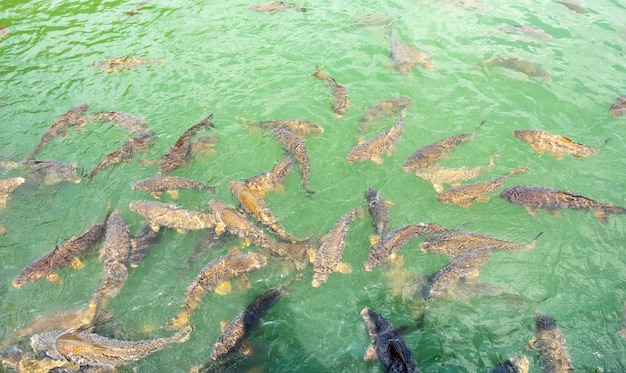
[1,0,625,371]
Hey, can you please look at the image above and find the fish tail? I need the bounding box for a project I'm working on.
[511,165,529,175]
[526,231,544,249]
[600,137,612,149]
[473,120,486,136]
[312,67,325,80]
[595,204,626,224]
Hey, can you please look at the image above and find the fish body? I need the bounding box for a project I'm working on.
[554,0,585,13]
[243,118,323,138]
[436,166,528,208]
[414,156,496,192]
[242,155,294,197]
[360,307,420,373]
[365,188,390,237]
[530,311,574,372]
[85,111,150,133]
[479,57,550,79]
[0,176,25,208]
[125,1,148,18]
[421,230,542,258]
[209,199,278,251]
[513,130,609,159]
[312,207,362,287]
[160,114,214,175]
[132,175,216,196]
[359,96,412,129]
[609,95,626,118]
[129,224,162,267]
[500,185,626,224]
[497,24,554,42]
[390,32,434,76]
[93,57,164,72]
[347,119,404,164]
[85,131,155,179]
[271,128,313,194]
[18,159,81,185]
[0,345,77,373]
[365,223,448,271]
[249,1,306,12]
[491,355,530,373]
[129,200,215,231]
[427,247,492,300]
[30,104,89,158]
[312,67,350,117]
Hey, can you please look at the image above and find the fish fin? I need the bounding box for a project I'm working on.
[550,152,563,160]
[166,189,179,199]
[220,320,228,332]
[523,206,538,216]
[512,166,529,174]
[594,209,608,224]
[372,156,383,165]
[389,252,403,266]
[433,183,444,193]
[214,281,232,295]
[468,268,480,278]
[307,248,317,263]
[527,337,537,350]
[46,273,62,284]
[214,223,226,236]
[175,228,187,234]
[357,137,366,145]
[385,200,395,207]
[548,209,561,217]
[239,237,252,247]
[336,262,353,274]
[459,201,473,208]
[70,257,84,269]
[476,196,490,203]
[240,273,252,289]
[369,234,381,246]
[150,222,161,232]
[240,341,255,356]
[363,344,377,364]
[163,311,190,331]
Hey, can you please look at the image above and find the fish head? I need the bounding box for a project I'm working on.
[30,330,66,360]
[534,310,558,331]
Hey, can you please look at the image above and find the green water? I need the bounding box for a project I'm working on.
[1,0,626,371]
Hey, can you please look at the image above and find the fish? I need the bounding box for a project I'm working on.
[29,104,89,158]
[125,1,149,18]
[554,0,585,14]
[129,200,216,232]
[390,31,434,76]
[491,356,530,373]
[513,130,610,159]
[500,185,626,224]
[17,159,82,185]
[160,114,214,175]
[360,307,420,373]
[271,128,314,194]
[529,311,574,372]
[414,155,497,192]
[421,230,543,258]
[311,207,363,287]
[495,24,554,42]
[129,223,162,267]
[30,325,191,368]
[164,251,267,329]
[347,118,404,164]
[403,120,485,172]
[12,215,108,288]
[0,344,77,373]
[249,1,306,13]
[478,57,550,79]
[242,155,294,197]
[0,176,25,208]
[365,188,391,240]
[312,67,350,117]
[609,95,626,118]
[85,131,155,179]
[132,175,216,199]
[359,97,412,129]
[92,57,164,72]
[436,166,528,208]
[240,118,324,139]
[427,247,492,300]
[84,111,150,133]
[364,223,449,271]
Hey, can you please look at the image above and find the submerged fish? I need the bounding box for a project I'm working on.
[17,159,81,185]
[0,345,76,372]
[414,155,497,192]
[85,131,155,179]
[491,355,530,373]
[125,1,149,18]
[0,176,25,208]
[29,104,89,159]
[554,0,585,14]
[390,31,434,76]
[0,25,9,38]
[365,188,391,239]
[500,185,626,224]
[360,307,420,373]
[249,1,306,13]
[609,95,626,118]
[129,223,162,267]
[495,24,554,42]
[132,175,216,199]
[347,118,404,164]
[513,130,610,159]
[209,199,278,249]
[165,251,267,329]
[93,57,164,72]
[427,247,492,300]
[129,200,216,231]
[529,311,574,372]
[436,166,528,208]
[160,114,214,175]
[312,67,350,117]
[359,96,412,130]
[271,128,314,194]
[421,230,543,258]
[478,56,550,79]
[242,155,294,197]
[241,118,324,139]
[85,111,150,133]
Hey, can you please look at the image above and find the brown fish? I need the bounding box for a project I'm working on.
[311,207,363,287]
[347,118,404,164]
[529,311,574,372]
[30,325,191,368]
[129,223,162,267]
[495,24,554,42]
[125,1,149,18]
[241,118,324,139]
[85,131,155,179]
[164,251,267,329]
[312,67,350,117]
[160,114,214,175]
[271,128,314,194]
[554,0,585,14]
[0,25,9,38]
[85,111,150,133]
[513,130,610,159]
[390,31,434,76]
[491,355,530,373]
[436,166,528,208]
[0,345,77,372]
[132,175,216,199]
[427,247,492,300]
[93,57,164,72]
[30,104,89,158]
[403,120,485,172]
[609,95,626,118]
[421,230,543,258]
[365,188,391,240]
[242,155,294,197]
[17,159,82,185]
[0,176,25,208]
[478,56,550,79]
[500,185,626,224]
[249,1,306,13]
[359,96,412,133]
[414,155,497,192]
[129,200,215,232]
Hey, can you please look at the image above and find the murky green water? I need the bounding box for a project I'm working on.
[1,0,626,371]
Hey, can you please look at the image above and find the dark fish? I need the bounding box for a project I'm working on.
[347,119,404,164]
[242,155,294,197]
[30,104,89,158]
[249,1,306,13]
[85,131,155,179]
[93,57,164,72]
[18,159,82,185]
[0,176,25,208]
[360,307,420,373]
[312,67,350,117]
[609,95,626,118]
[390,31,434,76]
[403,120,485,172]
[129,200,216,231]
[491,355,530,373]
[241,118,324,139]
[164,251,267,329]
[414,155,497,192]
[160,114,214,175]
[500,185,626,224]
[84,111,150,133]
[271,128,314,194]
[421,230,543,258]
[129,223,162,267]
[427,247,492,300]
[495,24,554,42]
[132,175,216,199]
[30,325,191,368]
[365,188,391,239]
[478,57,550,79]
[436,166,528,208]
[554,0,585,13]
[359,96,412,130]
[513,130,610,159]
[529,311,574,372]
[364,223,448,271]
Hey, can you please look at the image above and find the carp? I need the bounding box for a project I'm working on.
[414,155,497,192]
[30,104,89,158]
[491,355,530,373]
[311,207,363,287]
[0,345,77,373]
[495,24,554,42]
[92,57,164,72]
[364,223,448,271]
[359,96,412,130]
[390,31,434,76]
[360,307,420,373]
[513,129,610,159]
[164,251,267,329]
[365,188,391,240]
[85,131,155,179]
[132,175,216,199]
[427,247,492,300]
[312,67,350,117]
[129,223,162,267]
[421,230,543,258]
[554,0,585,14]
[17,159,81,185]
[160,114,214,175]
[85,111,150,133]
[249,1,306,13]
[209,199,278,250]
[242,155,294,197]
[478,56,550,79]
[529,311,574,372]
[436,166,528,208]
[347,118,404,164]
[271,128,314,194]
[30,325,191,368]
[609,95,626,118]
[240,118,323,139]
[129,200,216,232]
[125,1,149,18]
[403,120,485,172]
[500,185,626,224]
[0,176,25,208]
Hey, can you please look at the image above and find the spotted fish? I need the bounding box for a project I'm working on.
[421,230,543,258]
[242,155,294,197]
[16,159,82,185]
[427,247,492,300]
[271,128,314,194]
[390,31,434,76]
[414,155,497,192]
[529,311,574,372]
[29,104,89,158]
[513,130,610,159]
[478,56,550,79]
[160,114,214,175]
[0,177,25,208]
[359,96,412,131]
[132,175,216,199]
[93,57,164,72]
[365,188,391,240]
[241,118,324,139]
[554,0,585,14]
[312,67,350,117]
[609,95,626,118]
[129,199,216,231]
[85,131,155,179]
[495,24,554,42]
[491,355,530,373]
[85,111,150,133]
[347,118,404,164]
[129,223,162,267]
